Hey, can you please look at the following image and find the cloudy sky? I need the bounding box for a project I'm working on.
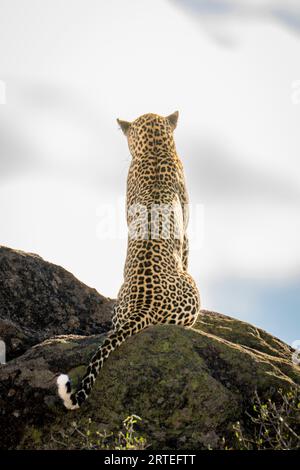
[0,0,299,345]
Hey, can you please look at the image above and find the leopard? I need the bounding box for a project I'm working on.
[57,111,201,409]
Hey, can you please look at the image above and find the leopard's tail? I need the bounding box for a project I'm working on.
[57,313,151,410]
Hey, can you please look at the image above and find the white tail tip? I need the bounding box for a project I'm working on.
[57,374,79,410]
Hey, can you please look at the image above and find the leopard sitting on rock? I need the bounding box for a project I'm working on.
[57,111,200,409]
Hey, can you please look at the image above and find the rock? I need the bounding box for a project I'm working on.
[0,246,299,450]
[0,246,115,360]
[0,319,299,449]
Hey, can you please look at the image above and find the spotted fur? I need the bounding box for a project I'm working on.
[57,111,200,409]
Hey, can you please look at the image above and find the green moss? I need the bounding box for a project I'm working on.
[20,427,42,448]
[157,340,171,353]
[68,366,86,386]
[13,316,300,450]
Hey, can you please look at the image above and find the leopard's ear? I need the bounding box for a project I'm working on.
[117,118,131,136]
[166,111,179,130]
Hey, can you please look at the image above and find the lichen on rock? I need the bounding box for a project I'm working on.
[0,247,299,450]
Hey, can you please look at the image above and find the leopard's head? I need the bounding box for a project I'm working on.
[117,111,179,158]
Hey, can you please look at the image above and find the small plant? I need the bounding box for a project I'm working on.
[231,388,300,450]
[114,415,148,450]
[65,414,148,450]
